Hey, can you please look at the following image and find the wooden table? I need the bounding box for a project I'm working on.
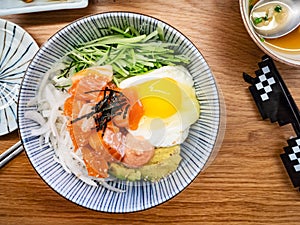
[1,0,300,224]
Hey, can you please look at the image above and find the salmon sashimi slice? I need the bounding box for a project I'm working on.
[69,122,92,149]
[88,131,117,162]
[101,127,126,161]
[63,64,157,179]
[81,146,109,178]
[70,65,113,102]
[121,132,155,168]
[71,65,113,84]
[63,96,74,118]
[111,87,144,130]
[64,65,114,152]
[66,102,95,151]
[64,97,86,119]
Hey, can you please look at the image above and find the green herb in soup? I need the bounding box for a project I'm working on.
[249,0,259,12]
[274,5,282,13]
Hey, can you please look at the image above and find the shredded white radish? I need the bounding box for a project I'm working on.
[25,70,125,192]
[27,96,38,106]
[41,110,51,118]
[99,181,126,193]
[24,111,46,126]
[30,122,51,136]
[44,130,51,144]
[71,151,85,166]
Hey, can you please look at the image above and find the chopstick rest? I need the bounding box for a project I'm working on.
[243,55,300,191]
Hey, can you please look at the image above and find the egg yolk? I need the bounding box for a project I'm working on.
[141,97,176,118]
[127,78,182,129]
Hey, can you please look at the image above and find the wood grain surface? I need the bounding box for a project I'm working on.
[1,0,300,224]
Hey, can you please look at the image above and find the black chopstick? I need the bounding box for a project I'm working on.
[0,140,24,169]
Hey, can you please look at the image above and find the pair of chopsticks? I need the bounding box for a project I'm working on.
[0,141,24,169]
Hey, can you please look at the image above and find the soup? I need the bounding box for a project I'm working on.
[249,0,300,51]
[266,26,300,51]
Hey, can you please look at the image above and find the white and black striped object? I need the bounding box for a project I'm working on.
[0,19,38,136]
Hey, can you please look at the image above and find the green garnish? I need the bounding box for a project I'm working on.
[249,4,254,11]
[253,17,263,25]
[57,26,189,87]
[274,5,282,13]
[249,0,255,12]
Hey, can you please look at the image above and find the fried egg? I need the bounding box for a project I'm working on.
[120,66,200,147]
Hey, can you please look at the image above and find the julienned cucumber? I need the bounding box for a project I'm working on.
[57,26,190,87]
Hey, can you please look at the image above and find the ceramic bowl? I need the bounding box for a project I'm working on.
[0,19,38,136]
[240,0,300,67]
[18,12,224,213]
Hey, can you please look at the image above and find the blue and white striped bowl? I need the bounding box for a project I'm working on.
[18,12,224,213]
[0,19,38,136]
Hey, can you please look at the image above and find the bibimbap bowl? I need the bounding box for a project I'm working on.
[18,12,225,213]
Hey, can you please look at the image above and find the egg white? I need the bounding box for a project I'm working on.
[119,66,200,147]
[119,65,194,89]
[128,112,191,147]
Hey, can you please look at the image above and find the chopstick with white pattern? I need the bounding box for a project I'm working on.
[243,55,300,191]
[0,140,23,169]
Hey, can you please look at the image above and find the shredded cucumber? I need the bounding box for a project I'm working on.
[57,26,190,86]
